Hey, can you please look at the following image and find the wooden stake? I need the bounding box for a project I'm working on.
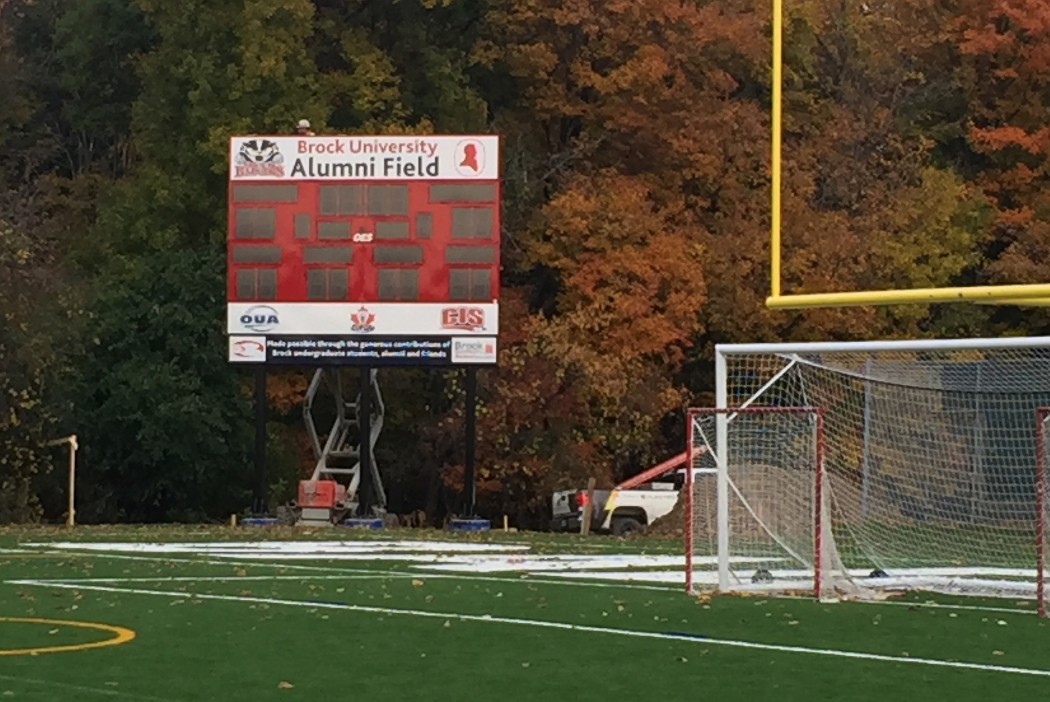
[580,477,596,536]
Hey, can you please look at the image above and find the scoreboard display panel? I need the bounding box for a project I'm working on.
[226,135,500,367]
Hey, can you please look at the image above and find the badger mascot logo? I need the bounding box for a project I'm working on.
[234,139,285,178]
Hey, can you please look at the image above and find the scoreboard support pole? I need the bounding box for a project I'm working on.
[358,367,374,518]
[253,366,268,515]
[464,367,478,518]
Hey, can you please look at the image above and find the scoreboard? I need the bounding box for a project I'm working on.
[226,135,500,366]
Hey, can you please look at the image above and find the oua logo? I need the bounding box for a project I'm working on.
[240,305,279,332]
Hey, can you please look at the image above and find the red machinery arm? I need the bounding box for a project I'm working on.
[614,448,704,491]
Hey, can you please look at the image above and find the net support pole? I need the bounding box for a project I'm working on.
[861,359,872,519]
[715,350,730,591]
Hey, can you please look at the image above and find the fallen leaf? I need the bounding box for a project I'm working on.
[278,681,294,689]
[411,579,425,587]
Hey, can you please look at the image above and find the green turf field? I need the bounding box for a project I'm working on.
[0,526,1047,701]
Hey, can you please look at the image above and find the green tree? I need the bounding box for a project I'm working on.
[67,243,252,521]
[0,217,58,522]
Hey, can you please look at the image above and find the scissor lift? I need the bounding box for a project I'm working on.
[295,369,386,526]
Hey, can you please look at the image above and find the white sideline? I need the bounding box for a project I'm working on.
[9,579,1050,679]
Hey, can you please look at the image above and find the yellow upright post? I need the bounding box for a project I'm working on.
[770,0,784,299]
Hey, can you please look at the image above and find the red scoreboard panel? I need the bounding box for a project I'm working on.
[226,135,500,367]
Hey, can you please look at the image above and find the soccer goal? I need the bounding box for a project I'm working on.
[685,336,1050,617]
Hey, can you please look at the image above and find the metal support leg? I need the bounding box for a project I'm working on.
[464,367,477,518]
[358,367,373,517]
[253,367,267,515]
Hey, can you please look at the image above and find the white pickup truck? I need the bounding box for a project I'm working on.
[550,481,681,535]
[549,453,711,536]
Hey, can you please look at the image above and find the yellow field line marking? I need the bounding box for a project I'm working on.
[0,617,135,656]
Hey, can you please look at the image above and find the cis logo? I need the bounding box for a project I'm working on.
[352,231,374,242]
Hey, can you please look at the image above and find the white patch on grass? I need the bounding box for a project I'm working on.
[27,540,528,555]
[19,541,1039,604]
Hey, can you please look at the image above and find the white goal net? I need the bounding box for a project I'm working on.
[686,337,1050,616]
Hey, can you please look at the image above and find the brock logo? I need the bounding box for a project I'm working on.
[234,139,285,178]
[442,307,485,332]
[232,339,265,358]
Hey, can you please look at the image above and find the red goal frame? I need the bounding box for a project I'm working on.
[684,406,825,598]
[1036,408,1049,618]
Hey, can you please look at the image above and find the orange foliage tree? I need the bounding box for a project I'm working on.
[954,0,1050,287]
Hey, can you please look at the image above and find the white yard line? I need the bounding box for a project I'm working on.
[0,672,178,701]
[10,579,1050,679]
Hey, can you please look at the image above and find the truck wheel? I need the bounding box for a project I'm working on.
[612,516,643,537]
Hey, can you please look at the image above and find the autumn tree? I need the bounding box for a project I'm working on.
[953,0,1050,305]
